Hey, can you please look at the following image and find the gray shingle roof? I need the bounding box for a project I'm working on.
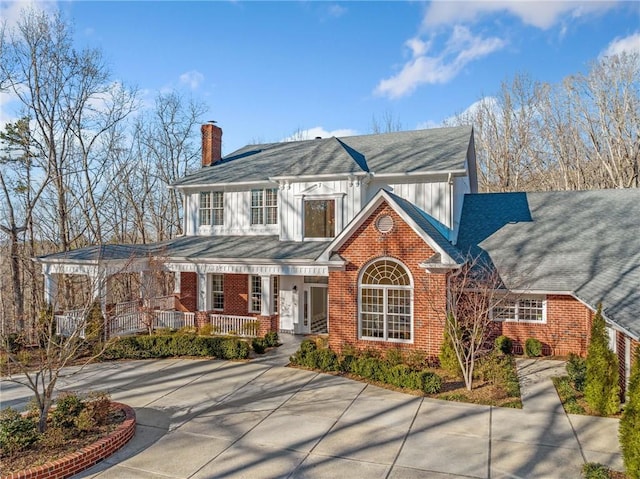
[173,125,473,187]
[37,236,328,263]
[386,191,465,265]
[457,189,640,338]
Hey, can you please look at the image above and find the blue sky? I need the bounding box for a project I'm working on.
[2,1,639,155]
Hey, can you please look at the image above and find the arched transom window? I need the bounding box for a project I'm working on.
[359,259,412,342]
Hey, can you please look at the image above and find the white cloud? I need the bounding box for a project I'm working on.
[422,1,616,30]
[600,32,640,58]
[416,96,498,130]
[375,27,506,99]
[327,4,347,18]
[0,0,59,29]
[281,126,358,142]
[179,70,204,90]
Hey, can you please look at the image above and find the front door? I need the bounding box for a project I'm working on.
[303,285,328,334]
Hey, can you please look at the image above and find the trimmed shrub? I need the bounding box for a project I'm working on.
[620,345,640,478]
[566,353,587,392]
[585,304,620,416]
[0,407,38,456]
[102,334,249,360]
[314,348,340,372]
[350,357,385,382]
[494,335,513,355]
[252,338,266,354]
[525,338,542,357]
[264,331,279,347]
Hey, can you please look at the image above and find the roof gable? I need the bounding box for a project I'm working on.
[318,189,463,266]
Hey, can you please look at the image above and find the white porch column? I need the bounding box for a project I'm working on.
[198,272,208,311]
[173,271,181,294]
[43,273,58,307]
[261,275,272,316]
[91,270,108,317]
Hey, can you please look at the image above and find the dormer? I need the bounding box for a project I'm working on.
[294,182,347,241]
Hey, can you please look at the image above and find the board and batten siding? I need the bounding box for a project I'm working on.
[184,178,458,241]
[365,181,453,238]
[186,187,278,236]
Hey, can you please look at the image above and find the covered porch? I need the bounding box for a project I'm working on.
[34,237,336,339]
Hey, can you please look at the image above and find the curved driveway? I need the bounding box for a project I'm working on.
[1,336,622,478]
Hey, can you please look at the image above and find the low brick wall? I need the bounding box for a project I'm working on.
[2,402,136,479]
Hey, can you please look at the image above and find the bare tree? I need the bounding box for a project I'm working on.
[1,274,113,433]
[370,109,403,134]
[428,258,506,391]
[0,118,48,334]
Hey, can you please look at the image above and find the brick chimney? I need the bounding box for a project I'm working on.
[201,122,223,167]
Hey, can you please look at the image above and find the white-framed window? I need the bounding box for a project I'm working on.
[359,259,413,342]
[304,199,335,238]
[211,274,224,310]
[249,275,262,313]
[251,188,278,225]
[272,275,279,315]
[492,296,547,323]
[199,191,224,226]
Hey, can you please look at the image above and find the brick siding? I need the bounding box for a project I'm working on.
[327,202,448,358]
[493,294,592,356]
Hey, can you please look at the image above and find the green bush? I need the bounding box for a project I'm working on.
[476,351,521,397]
[0,407,38,456]
[350,357,385,381]
[581,462,610,479]
[252,338,266,354]
[439,321,462,377]
[4,332,25,353]
[567,353,587,392]
[103,334,249,360]
[263,331,279,347]
[585,304,620,416]
[620,345,640,478]
[314,348,340,372]
[525,338,543,357]
[494,335,513,355]
[50,392,85,429]
[385,348,404,367]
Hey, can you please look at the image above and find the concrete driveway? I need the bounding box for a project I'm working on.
[0,335,622,479]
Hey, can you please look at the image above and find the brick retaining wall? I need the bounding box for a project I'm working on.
[2,402,136,479]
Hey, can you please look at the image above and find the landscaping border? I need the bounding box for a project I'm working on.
[1,402,136,479]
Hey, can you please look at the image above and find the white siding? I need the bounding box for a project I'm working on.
[452,175,471,244]
[365,180,452,232]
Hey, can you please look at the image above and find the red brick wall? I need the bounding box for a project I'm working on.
[328,202,448,358]
[178,272,197,311]
[494,295,592,356]
[179,273,279,334]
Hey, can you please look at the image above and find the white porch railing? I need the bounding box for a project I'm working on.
[109,310,195,336]
[209,314,260,337]
[114,300,139,316]
[55,309,86,338]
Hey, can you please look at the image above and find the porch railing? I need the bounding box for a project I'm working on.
[209,314,259,337]
[55,309,87,338]
[110,310,195,336]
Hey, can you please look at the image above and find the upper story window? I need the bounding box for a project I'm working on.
[200,191,224,226]
[304,199,335,238]
[492,296,547,323]
[251,188,278,225]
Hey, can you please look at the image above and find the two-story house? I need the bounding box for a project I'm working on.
[36,123,640,392]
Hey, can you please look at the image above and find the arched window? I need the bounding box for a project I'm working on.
[359,259,413,342]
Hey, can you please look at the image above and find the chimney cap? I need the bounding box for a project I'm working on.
[207,120,217,124]
[315,136,322,140]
